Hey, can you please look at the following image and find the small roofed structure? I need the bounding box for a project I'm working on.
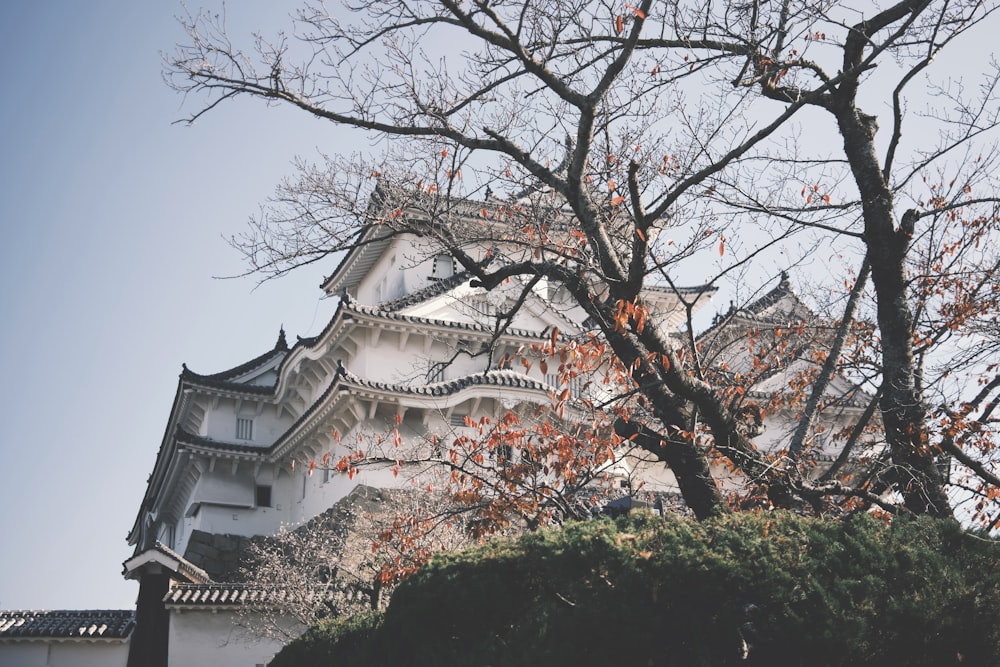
[0,609,134,667]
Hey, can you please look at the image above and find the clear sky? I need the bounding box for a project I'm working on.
[0,1,363,610]
[0,1,995,612]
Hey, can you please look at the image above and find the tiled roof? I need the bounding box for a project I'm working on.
[176,367,553,462]
[151,541,213,584]
[123,542,212,584]
[175,429,269,455]
[0,610,134,641]
[381,271,473,311]
[164,584,287,608]
[177,298,552,399]
[344,297,543,340]
[698,272,818,340]
[179,371,277,396]
[340,367,552,397]
[743,271,798,317]
[180,327,288,386]
[644,282,719,297]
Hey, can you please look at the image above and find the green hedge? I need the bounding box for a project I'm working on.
[270,512,1000,667]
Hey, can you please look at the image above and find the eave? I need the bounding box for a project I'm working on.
[122,542,211,584]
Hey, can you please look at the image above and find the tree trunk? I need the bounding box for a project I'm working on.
[835,106,951,517]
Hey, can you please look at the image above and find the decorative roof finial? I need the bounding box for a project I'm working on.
[275,326,289,351]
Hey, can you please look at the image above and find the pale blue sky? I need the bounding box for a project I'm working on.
[0,2,361,610]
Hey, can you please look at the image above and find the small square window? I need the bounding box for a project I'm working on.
[255,485,272,508]
[236,417,254,441]
[432,254,455,280]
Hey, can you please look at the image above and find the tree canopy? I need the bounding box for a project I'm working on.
[167,0,1000,529]
[269,512,1000,666]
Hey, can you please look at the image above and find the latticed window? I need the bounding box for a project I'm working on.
[255,485,271,507]
[236,417,254,440]
[427,364,446,383]
[546,374,585,398]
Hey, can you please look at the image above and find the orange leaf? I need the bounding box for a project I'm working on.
[823,194,831,204]
[442,149,448,157]
[611,195,625,206]
[635,227,646,241]
[718,239,725,256]
[615,15,624,34]
[608,179,616,192]
[626,4,647,19]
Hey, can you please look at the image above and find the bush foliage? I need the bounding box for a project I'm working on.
[269,512,1000,667]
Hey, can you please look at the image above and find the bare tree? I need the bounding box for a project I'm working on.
[166,0,1000,524]
[237,486,476,639]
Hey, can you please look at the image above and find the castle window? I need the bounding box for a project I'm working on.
[427,363,446,383]
[432,254,455,280]
[546,374,584,398]
[163,524,175,550]
[255,485,272,508]
[496,443,514,463]
[236,417,254,441]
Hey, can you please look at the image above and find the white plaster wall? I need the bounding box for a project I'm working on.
[202,399,293,447]
[180,463,403,541]
[296,464,401,523]
[48,643,129,667]
[347,331,465,384]
[0,641,129,667]
[355,236,445,305]
[186,504,287,541]
[167,610,295,667]
[0,643,45,666]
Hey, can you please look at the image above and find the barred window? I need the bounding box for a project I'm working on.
[428,364,446,383]
[236,417,254,441]
[546,374,585,398]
